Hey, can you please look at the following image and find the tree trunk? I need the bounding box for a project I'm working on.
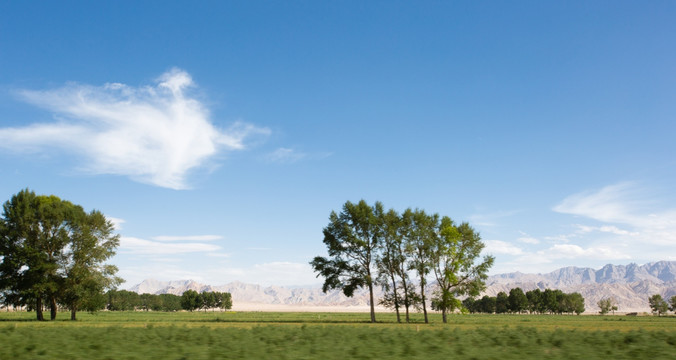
[401,274,410,323]
[390,274,400,323]
[71,307,77,321]
[442,309,447,323]
[368,282,376,323]
[36,296,44,321]
[420,279,428,324]
[50,296,57,320]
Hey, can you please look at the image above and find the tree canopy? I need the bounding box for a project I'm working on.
[311,200,494,323]
[0,189,120,320]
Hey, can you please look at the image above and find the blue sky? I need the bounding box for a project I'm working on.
[1,1,675,288]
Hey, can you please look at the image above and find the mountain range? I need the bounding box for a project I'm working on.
[128,261,676,313]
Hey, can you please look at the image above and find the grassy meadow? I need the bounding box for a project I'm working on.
[1,311,674,359]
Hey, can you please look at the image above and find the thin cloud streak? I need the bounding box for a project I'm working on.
[119,236,221,255]
[152,235,222,242]
[554,182,676,246]
[0,68,270,189]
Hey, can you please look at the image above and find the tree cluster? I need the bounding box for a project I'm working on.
[179,290,232,312]
[597,297,618,315]
[462,288,586,315]
[0,189,121,320]
[648,294,676,316]
[106,289,232,312]
[311,200,494,323]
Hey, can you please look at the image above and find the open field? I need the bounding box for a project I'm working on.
[1,311,674,359]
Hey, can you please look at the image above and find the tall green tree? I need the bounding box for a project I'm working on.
[62,210,121,320]
[508,287,528,314]
[429,218,494,322]
[0,190,76,320]
[376,208,406,323]
[648,294,668,316]
[402,208,437,324]
[670,295,676,313]
[495,292,509,314]
[1,190,121,321]
[310,200,383,323]
[217,292,233,311]
[181,290,200,312]
[526,288,543,314]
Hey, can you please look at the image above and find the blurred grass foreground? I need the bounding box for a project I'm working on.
[0,311,674,359]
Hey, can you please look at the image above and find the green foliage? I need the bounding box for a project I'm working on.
[0,189,120,321]
[312,201,494,324]
[180,290,200,312]
[310,200,383,323]
[508,288,528,314]
[649,294,668,316]
[429,218,494,323]
[670,296,676,312]
[598,297,618,315]
[466,288,585,315]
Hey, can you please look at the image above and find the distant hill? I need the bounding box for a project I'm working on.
[128,261,676,313]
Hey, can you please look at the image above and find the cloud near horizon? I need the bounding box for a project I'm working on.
[553,182,676,246]
[0,68,270,189]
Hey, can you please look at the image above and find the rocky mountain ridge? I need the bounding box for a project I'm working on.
[129,261,676,313]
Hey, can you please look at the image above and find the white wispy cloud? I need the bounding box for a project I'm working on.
[517,231,540,244]
[265,147,307,163]
[542,244,631,260]
[106,216,126,231]
[152,235,222,242]
[484,240,524,255]
[0,68,270,189]
[575,224,638,236]
[119,236,221,255]
[554,182,676,246]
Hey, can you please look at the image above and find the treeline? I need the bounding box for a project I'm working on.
[106,290,232,312]
[311,200,494,324]
[0,190,120,321]
[462,288,585,315]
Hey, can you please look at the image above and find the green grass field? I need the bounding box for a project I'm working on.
[1,311,674,359]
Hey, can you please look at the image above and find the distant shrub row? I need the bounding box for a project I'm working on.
[462,288,585,315]
[106,290,231,312]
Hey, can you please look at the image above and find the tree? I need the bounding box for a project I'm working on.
[0,190,76,320]
[648,294,668,316]
[565,292,585,315]
[495,292,509,314]
[181,290,200,312]
[597,297,617,315]
[376,209,406,323]
[107,289,140,311]
[670,295,676,313]
[402,208,437,324]
[543,289,561,314]
[310,200,383,323]
[429,218,494,322]
[478,295,496,313]
[508,287,528,314]
[0,190,120,321]
[158,294,182,311]
[61,210,121,320]
[462,297,478,313]
[526,289,543,314]
[217,292,232,311]
[200,291,216,312]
